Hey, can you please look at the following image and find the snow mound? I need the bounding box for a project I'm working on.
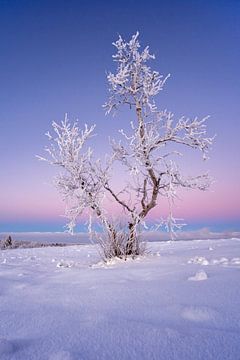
[56,260,75,268]
[212,257,229,265]
[188,270,208,281]
[91,257,125,269]
[91,256,143,269]
[231,257,240,265]
[188,256,240,268]
[211,257,240,267]
[188,256,209,265]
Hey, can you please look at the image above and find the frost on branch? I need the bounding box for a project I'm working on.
[102,32,214,249]
[39,33,214,259]
[103,31,170,114]
[37,115,110,234]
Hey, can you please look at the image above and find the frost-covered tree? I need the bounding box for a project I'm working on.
[38,33,214,259]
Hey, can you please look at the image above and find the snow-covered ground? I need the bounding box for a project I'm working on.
[0,232,89,246]
[0,238,240,360]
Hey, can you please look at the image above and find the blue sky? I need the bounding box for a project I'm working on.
[0,0,239,232]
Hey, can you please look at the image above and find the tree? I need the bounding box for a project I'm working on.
[38,33,214,259]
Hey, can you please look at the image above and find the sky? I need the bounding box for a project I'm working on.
[0,0,239,233]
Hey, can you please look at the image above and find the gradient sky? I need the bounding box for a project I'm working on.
[0,0,239,232]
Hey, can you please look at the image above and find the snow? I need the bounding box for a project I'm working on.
[0,232,89,245]
[0,238,240,360]
[188,270,208,281]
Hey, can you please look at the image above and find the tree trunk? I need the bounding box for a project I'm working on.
[126,222,139,256]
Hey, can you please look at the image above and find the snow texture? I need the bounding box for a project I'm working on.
[188,270,208,281]
[0,238,240,359]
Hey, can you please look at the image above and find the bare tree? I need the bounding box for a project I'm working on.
[38,33,214,259]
